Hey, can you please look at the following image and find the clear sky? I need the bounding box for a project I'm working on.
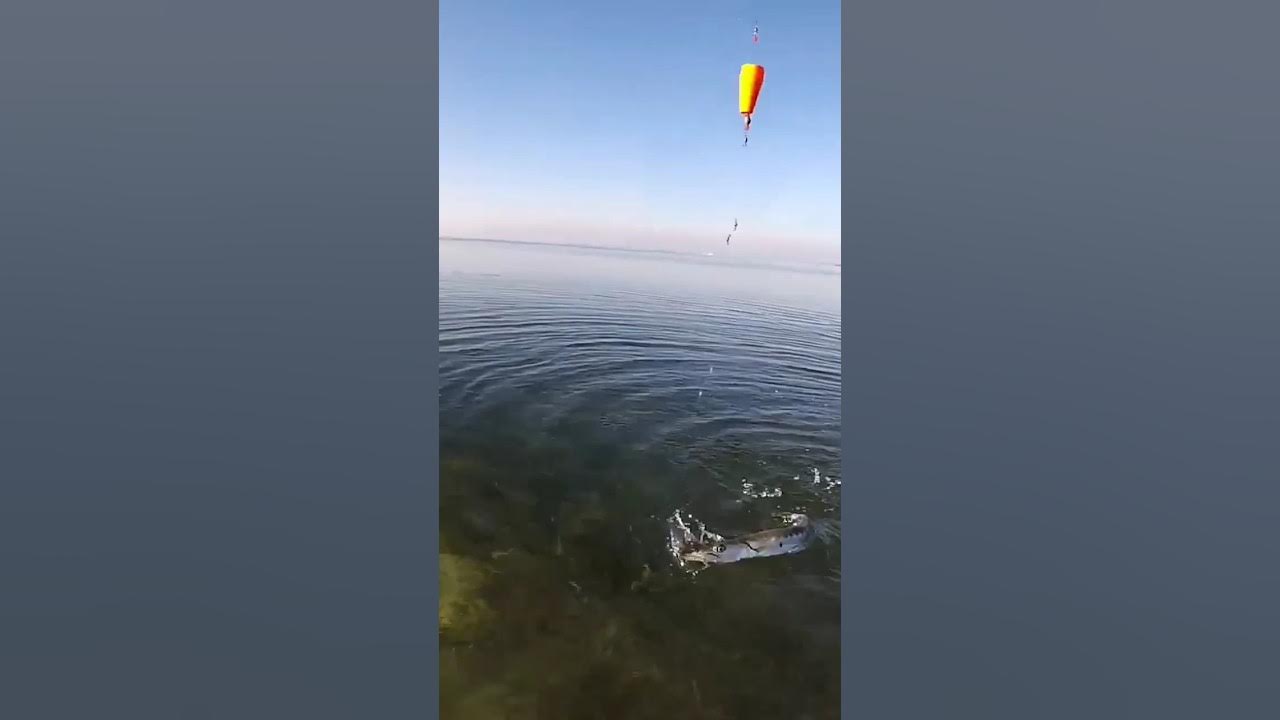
[441,0,841,263]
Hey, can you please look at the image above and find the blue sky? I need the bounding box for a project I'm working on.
[441,0,841,262]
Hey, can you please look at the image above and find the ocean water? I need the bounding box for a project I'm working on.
[439,238,841,719]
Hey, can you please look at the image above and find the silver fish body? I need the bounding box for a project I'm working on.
[680,514,815,566]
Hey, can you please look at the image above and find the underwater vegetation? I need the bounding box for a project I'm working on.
[439,439,840,720]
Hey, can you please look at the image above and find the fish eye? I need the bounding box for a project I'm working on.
[715,544,726,553]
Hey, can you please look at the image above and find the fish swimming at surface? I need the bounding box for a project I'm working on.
[677,513,816,566]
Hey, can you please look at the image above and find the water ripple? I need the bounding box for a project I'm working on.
[441,268,841,519]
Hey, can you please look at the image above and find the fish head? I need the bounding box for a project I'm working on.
[679,541,727,565]
[680,540,753,566]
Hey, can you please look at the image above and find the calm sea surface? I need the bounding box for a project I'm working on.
[439,238,841,719]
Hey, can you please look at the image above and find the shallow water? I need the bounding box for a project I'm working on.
[440,239,841,719]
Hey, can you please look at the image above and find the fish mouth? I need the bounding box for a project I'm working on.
[676,544,716,564]
[680,548,727,566]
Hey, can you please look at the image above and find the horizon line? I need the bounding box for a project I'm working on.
[439,236,842,269]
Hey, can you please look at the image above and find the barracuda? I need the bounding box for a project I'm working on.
[680,514,815,566]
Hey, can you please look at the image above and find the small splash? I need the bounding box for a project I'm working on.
[793,467,841,490]
[666,509,723,572]
[811,467,842,491]
[741,479,783,499]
